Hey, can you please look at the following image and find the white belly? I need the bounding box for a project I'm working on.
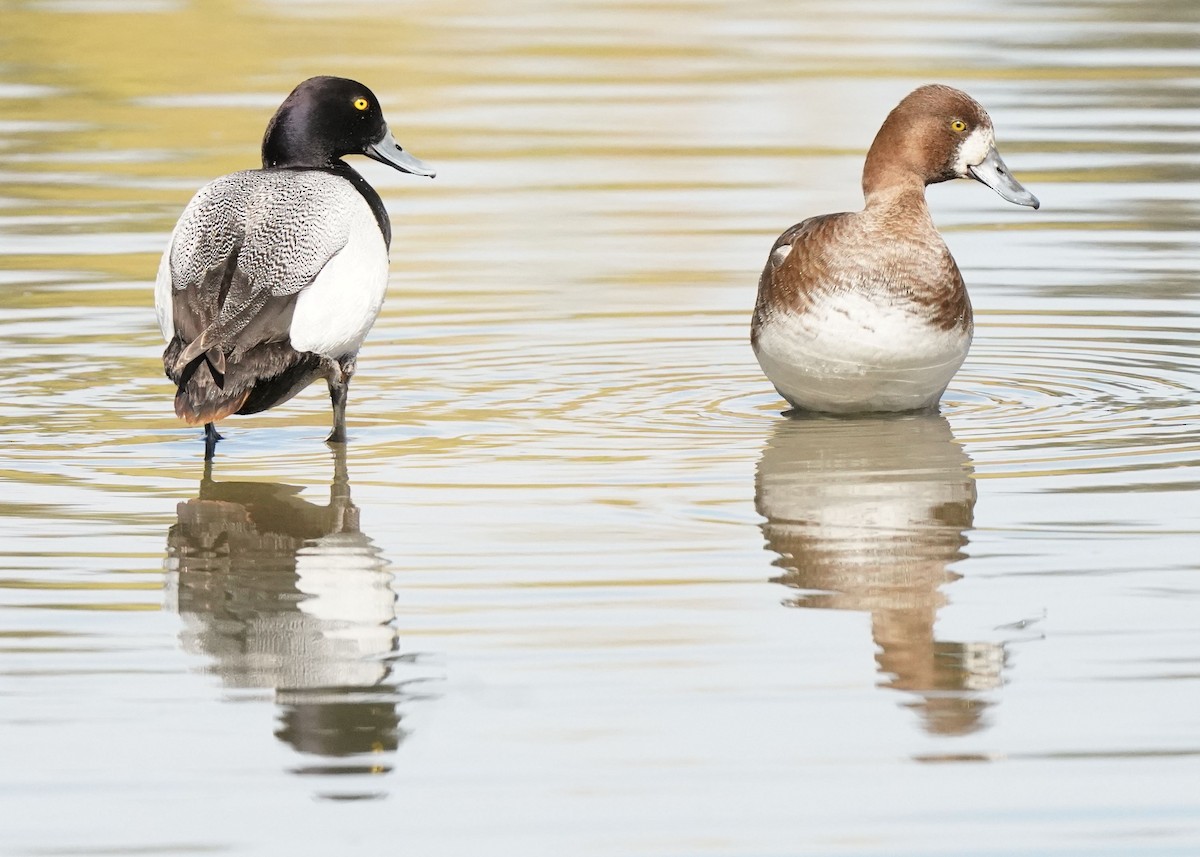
[754,291,971,413]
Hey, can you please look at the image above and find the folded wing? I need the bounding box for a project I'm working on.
[158,170,355,424]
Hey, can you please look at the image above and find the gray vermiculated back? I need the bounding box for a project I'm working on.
[170,169,358,304]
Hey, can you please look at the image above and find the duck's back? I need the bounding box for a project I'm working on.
[155,169,390,360]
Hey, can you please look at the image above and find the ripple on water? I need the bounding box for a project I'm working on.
[338,313,779,466]
[298,300,1200,499]
[946,309,1200,482]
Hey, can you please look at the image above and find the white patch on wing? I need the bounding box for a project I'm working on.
[288,195,390,359]
[772,244,792,264]
[753,290,972,413]
[953,125,995,176]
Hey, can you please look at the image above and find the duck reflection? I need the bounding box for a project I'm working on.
[756,414,1004,735]
[164,447,409,797]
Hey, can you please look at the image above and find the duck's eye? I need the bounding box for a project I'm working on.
[950,119,967,133]
[353,97,370,111]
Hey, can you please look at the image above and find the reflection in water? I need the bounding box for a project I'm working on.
[756,415,1004,736]
[164,448,413,799]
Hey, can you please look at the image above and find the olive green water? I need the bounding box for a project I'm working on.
[2,1,1199,854]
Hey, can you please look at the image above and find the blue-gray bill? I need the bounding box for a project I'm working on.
[969,145,1039,209]
[366,126,437,177]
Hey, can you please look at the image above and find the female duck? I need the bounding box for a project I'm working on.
[155,76,435,456]
[752,84,1038,414]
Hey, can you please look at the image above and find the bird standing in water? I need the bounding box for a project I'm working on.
[155,76,435,457]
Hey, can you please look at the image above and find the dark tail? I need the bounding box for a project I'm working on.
[164,336,324,425]
[173,354,250,426]
[164,337,249,426]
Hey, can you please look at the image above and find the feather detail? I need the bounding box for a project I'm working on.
[157,168,386,425]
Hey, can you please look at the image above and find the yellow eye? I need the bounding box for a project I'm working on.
[950,119,967,132]
[353,97,370,111]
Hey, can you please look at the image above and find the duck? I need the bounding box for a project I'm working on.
[154,75,435,457]
[751,84,1038,414]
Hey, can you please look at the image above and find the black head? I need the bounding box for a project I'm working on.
[261,76,434,177]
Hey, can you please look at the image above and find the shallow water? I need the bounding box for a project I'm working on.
[2,0,1199,854]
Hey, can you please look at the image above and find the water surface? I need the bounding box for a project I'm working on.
[1,1,1199,854]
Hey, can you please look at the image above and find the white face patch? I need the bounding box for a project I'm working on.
[953,124,995,177]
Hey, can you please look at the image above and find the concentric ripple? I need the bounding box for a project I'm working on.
[309,298,1200,496]
[947,309,1200,481]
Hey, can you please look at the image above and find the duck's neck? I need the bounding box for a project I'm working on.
[859,109,933,209]
[260,113,391,247]
[261,104,336,169]
[862,179,929,217]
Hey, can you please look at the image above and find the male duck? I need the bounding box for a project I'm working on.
[752,84,1038,414]
[154,76,435,457]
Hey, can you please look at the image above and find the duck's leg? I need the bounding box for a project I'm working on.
[203,422,223,459]
[326,355,356,444]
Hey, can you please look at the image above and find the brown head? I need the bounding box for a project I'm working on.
[861,84,1039,209]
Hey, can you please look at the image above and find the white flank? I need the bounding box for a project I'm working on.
[289,197,390,359]
[754,290,971,413]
